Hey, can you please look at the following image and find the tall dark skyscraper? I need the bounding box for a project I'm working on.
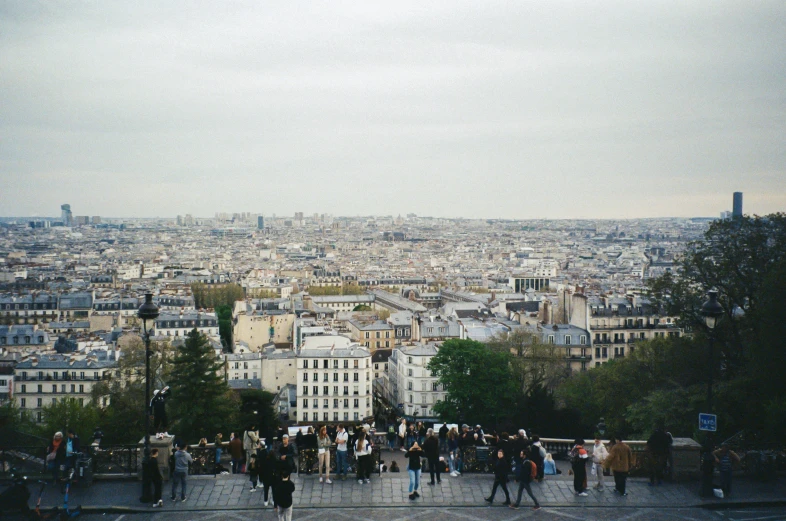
[60,204,73,226]
[257,215,264,229]
[732,192,743,218]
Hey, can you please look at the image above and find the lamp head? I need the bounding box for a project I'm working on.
[701,290,724,329]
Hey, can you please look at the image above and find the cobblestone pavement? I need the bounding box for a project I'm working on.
[40,506,786,521]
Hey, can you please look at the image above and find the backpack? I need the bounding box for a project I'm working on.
[568,447,580,464]
[529,459,538,480]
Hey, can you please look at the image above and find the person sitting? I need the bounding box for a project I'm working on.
[544,453,559,475]
[389,461,400,472]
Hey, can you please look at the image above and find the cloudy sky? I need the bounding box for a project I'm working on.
[2,1,785,219]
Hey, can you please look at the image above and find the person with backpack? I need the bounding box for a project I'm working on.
[510,448,541,510]
[569,439,590,496]
[484,448,512,506]
[258,444,276,507]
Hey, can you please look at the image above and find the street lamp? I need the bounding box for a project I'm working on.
[700,290,723,413]
[138,292,159,503]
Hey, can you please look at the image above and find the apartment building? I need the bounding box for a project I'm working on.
[387,342,445,421]
[0,325,51,352]
[151,311,219,337]
[13,352,117,422]
[296,335,372,424]
[347,319,394,351]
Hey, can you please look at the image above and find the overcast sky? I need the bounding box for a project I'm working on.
[2,1,785,219]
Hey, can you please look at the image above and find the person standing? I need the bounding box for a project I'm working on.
[713,444,740,498]
[423,428,441,485]
[530,435,546,482]
[148,448,163,507]
[335,424,349,480]
[386,423,396,451]
[604,436,633,496]
[407,423,416,449]
[229,433,243,474]
[592,436,609,489]
[448,427,461,476]
[438,423,449,454]
[647,422,672,485]
[510,449,540,510]
[64,429,81,474]
[355,431,372,484]
[213,433,224,475]
[243,426,260,473]
[273,471,296,521]
[570,439,589,496]
[46,431,66,484]
[171,443,192,502]
[398,418,407,451]
[259,445,276,507]
[405,441,424,500]
[485,448,511,505]
[417,421,426,445]
[275,434,297,476]
[317,425,332,484]
[248,453,259,491]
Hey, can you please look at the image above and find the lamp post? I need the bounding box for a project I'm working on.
[700,291,723,413]
[138,293,159,503]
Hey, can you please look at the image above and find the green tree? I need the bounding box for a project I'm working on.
[37,398,101,442]
[168,329,238,441]
[427,339,517,427]
[236,389,279,438]
[191,283,245,309]
[486,329,565,397]
[216,304,233,349]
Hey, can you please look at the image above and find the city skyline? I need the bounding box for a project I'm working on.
[2,1,785,219]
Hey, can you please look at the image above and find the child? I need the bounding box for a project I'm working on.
[273,471,296,521]
[248,453,259,491]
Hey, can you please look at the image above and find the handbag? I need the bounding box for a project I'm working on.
[46,451,56,463]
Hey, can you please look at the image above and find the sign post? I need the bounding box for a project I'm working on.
[699,413,717,432]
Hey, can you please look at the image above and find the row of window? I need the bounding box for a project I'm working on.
[406,381,440,391]
[303,411,361,422]
[18,371,99,380]
[0,336,45,345]
[364,341,391,348]
[302,398,370,409]
[0,303,56,310]
[157,320,216,328]
[363,331,391,339]
[19,383,86,393]
[301,385,369,396]
[303,359,365,369]
[302,372,368,382]
[20,397,85,408]
[547,334,587,345]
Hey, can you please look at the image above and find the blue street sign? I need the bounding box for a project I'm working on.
[699,413,717,432]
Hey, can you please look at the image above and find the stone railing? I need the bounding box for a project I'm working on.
[297,445,382,476]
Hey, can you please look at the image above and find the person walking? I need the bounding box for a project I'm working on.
[592,436,609,489]
[423,428,441,485]
[229,433,243,474]
[317,425,332,484]
[259,445,276,507]
[355,430,372,484]
[485,448,512,506]
[510,449,540,510]
[45,431,66,485]
[604,436,633,496]
[171,443,192,502]
[448,427,460,476]
[335,424,349,480]
[398,418,407,451]
[713,444,740,498]
[405,441,424,500]
[243,426,260,473]
[147,448,163,507]
[273,471,296,521]
[570,439,589,496]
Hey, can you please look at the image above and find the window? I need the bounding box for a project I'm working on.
[354,360,358,368]
[353,385,358,395]
[323,360,328,368]
[333,360,338,368]
[595,348,600,358]
[343,386,348,395]
[303,399,309,409]
[375,332,380,339]
[79,385,84,393]
[353,412,359,421]
[323,386,328,395]
[312,386,318,395]
[52,385,56,393]
[333,412,339,421]
[408,381,413,390]
[407,368,413,377]
[344,412,349,421]
[407,356,413,364]
[37,384,42,393]
[302,386,308,395]
[333,399,338,408]
[313,360,318,368]
[323,412,328,422]
[385,331,390,338]
[21,384,26,393]
[303,373,308,382]
[385,341,390,348]
[20,398,26,408]
[433,382,439,391]
[333,373,338,382]
[548,335,555,344]
[313,399,318,408]
[353,372,359,382]
[313,372,318,382]
[333,386,338,395]
[313,412,318,422]
[565,336,571,345]
[302,360,308,368]
[343,360,348,368]
[323,373,328,382]
[353,399,359,408]
[343,399,349,408]
[580,335,587,345]
[37,398,42,407]
[364,332,370,339]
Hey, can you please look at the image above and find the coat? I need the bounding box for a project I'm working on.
[604,442,633,473]
[229,437,243,459]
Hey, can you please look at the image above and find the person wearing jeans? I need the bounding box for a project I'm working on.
[335,424,349,480]
[171,444,192,501]
[510,449,540,510]
[406,442,424,500]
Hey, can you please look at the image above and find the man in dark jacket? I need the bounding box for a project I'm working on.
[65,429,81,474]
[229,434,243,474]
[484,449,511,505]
[275,434,298,475]
[510,448,540,510]
[438,423,449,453]
[423,429,441,485]
[647,423,672,485]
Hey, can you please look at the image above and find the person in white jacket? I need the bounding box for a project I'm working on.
[398,419,408,452]
[592,436,609,489]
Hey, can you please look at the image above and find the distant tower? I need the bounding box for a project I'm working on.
[60,204,73,226]
[257,215,265,229]
[732,192,743,218]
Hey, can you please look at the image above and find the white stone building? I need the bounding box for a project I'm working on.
[296,335,372,424]
[388,342,446,421]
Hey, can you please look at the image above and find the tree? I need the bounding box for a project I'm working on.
[191,283,245,309]
[427,339,517,428]
[168,329,237,441]
[38,398,101,443]
[486,329,565,397]
[216,304,233,350]
[236,389,279,440]
[91,338,173,444]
